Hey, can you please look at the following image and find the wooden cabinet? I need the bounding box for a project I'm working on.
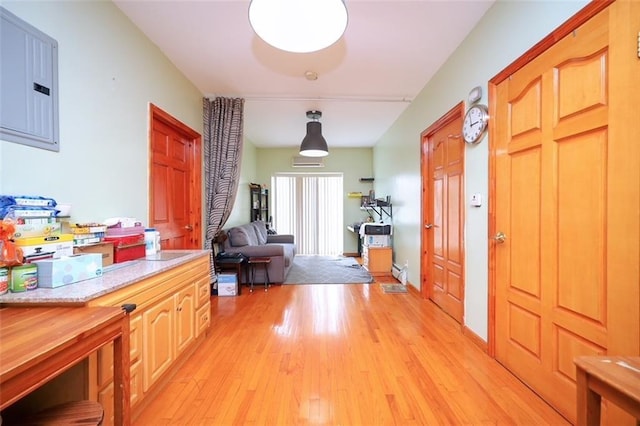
[87,255,210,425]
[250,183,269,223]
[362,246,392,275]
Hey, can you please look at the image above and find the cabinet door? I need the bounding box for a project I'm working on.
[143,296,174,392]
[175,284,195,357]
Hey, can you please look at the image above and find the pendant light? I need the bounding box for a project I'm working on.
[248,0,348,53]
[299,111,329,157]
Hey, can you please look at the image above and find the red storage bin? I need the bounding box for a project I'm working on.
[103,234,145,263]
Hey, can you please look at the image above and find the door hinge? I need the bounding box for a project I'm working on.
[637,31,640,58]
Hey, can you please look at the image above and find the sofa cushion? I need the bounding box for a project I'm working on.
[252,221,268,245]
[228,226,257,247]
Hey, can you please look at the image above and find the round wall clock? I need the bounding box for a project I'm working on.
[462,104,489,144]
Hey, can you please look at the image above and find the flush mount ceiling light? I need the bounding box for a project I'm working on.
[299,110,329,157]
[248,0,348,53]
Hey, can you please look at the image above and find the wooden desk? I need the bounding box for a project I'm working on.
[0,306,131,425]
[574,356,640,426]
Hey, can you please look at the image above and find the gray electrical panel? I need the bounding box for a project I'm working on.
[1,7,59,152]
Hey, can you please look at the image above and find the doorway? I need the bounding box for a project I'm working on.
[420,103,465,324]
[149,104,202,249]
[272,173,343,256]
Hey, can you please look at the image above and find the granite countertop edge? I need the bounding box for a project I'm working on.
[0,250,211,305]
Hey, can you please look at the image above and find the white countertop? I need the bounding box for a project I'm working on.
[0,250,211,305]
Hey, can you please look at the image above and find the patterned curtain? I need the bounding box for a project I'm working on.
[203,97,244,282]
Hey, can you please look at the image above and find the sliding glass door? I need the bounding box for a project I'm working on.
[272,173,343,256]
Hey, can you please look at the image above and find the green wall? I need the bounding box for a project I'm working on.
[0,1,202,225]
[374,0,588,340]
[252,147,373,254]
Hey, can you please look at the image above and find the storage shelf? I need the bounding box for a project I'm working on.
[361,205,392,221]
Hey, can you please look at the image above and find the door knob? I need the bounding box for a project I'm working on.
[184,224,193,231]
[494,232,506,243]
[425,224,434,229]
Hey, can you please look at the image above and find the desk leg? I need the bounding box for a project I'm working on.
[576,367,601,426]
[113,313,131,426]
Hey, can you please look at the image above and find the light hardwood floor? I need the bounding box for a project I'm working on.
[136,277,569,425]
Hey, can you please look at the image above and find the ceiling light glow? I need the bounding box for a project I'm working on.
[249,0,348,53]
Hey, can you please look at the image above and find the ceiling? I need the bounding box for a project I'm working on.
[114,0,495,150]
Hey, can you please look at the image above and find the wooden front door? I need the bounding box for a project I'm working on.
[491,2,639,423]
[150,104,202,250]
[421,103,465,323]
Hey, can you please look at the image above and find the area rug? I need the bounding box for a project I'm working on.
[283,255,374,284]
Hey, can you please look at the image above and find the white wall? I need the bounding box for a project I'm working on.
[374,0,588,341]
[0,1,202,225]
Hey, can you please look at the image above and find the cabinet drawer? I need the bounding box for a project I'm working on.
[196,302,210,337]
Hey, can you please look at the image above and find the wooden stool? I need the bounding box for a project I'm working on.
[20,400,104,425]
[248,257,271,292]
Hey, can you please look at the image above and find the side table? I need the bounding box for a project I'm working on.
[248,257,271,292]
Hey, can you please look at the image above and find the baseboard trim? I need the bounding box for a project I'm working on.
[343,252,359,257]
[463,325,488,353]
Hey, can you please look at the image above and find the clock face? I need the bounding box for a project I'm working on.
[462,104,489,144]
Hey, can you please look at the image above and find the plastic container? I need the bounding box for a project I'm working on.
[145,228,157,256]
[10,264,38,292]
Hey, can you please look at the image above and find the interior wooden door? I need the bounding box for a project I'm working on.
[492,2,639,423]
[421,103,465,323]
[150,104,201,250]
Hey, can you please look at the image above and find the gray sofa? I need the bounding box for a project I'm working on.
[221,221,296,284]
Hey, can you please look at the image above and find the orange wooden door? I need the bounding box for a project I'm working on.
[150,105,201,250]
[421,104,465,323]
[492,2,639,423]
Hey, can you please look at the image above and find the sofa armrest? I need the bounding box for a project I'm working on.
[224,244,285,257]
[267,234,294,244]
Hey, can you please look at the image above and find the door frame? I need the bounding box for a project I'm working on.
[149,103,202,249]
[486,0,615,358]
[420,102,465,302]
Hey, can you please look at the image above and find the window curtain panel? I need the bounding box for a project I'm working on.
[203,97,244,282]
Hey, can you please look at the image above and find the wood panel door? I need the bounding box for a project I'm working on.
[150,104,201,250]
[492,2,639,423]
[421,103,465,323]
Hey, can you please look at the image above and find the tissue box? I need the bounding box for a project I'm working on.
[34,254,103,288]
[217,273,238,296]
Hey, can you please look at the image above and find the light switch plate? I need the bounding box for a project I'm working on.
[471,193,482,207]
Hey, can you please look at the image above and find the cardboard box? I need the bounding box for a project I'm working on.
[217,273,238,296]
[13,222,62,239]
[34,254,103,288]
[15,234,74,258]
[363,234,391,247]
[73,242,114,267]
[103,234,145,263]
